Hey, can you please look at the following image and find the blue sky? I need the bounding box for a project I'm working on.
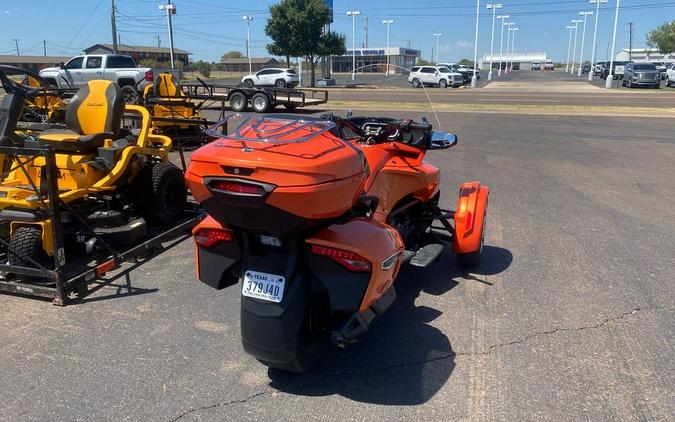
[0,0,672,62]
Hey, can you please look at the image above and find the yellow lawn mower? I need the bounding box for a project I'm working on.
[0,65,187,274]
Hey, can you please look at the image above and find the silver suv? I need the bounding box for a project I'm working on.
[241,68,299,88]
[408,66,463,88]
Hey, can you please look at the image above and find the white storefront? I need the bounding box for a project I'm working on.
[615,48,674,63]
[479,52,550,70]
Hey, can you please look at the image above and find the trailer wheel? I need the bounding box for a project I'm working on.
[8,226,51,269]
[131,163,187,225]
[229,92,247,112]
[251,92,271,113]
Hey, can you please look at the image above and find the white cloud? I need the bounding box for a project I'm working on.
[4,10,11,14]
[455,40,473,49]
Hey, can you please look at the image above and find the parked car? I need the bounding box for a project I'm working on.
[511,63,520,71]
[436,63,480,84]
[622,62,661,88]
[544,62,554,71]
[651,62,668,79]
[581,64,592,74]
[408,66,462,88]
[531,63,541,71]
[593,62,606,76]
[39,54,153,99]
[602,61,628,79]
[665,63,675,87]
[241,68,299,88]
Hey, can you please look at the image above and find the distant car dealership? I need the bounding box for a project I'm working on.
[480,52,550,70]
[330,47,421,74]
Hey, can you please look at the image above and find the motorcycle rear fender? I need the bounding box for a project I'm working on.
[453,182,489,254]
[306,218,404,314]
[192,216,241,290]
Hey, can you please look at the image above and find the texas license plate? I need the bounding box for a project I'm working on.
[242,270,285,303]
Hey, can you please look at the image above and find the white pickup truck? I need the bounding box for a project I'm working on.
[40,54,153,95]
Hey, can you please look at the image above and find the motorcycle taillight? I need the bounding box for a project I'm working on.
[194,228,233,248]
[311,245,371,272]
[145,70,154,82]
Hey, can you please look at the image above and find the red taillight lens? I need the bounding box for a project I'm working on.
[210,180,266,195]
[145,70,154,81]
[194,228,233,248]
[311,245,371,272]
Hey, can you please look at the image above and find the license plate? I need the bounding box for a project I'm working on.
[242,270,285,303]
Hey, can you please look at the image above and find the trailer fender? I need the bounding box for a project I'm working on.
[453,182,489,254]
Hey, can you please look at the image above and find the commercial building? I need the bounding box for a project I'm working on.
[0,55,71,71]
[218,58,280,73]
[83,44,191,67]
[479,52,550,70]
[331,47,421,74]
[615,48,674,63]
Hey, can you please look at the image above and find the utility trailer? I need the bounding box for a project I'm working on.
[0,143,204,306]
[176,78,328,113]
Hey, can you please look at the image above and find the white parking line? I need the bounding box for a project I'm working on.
[476,98,564,102]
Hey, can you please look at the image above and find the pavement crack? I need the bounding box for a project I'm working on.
[472,306,671,356]
[168,389,271,422]
[167,306,671,419]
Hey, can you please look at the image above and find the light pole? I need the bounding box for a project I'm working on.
[383,19,394,76]
[158,1,176,69]
[433,33,442,63]
[570,19,582,74]
[510,27,518,72]
[565,25,574,72]
[346,10,361,81]
[605,0,620,88]
[497,15,509,76]
[588,0,608,80]
[504,22,514,74]
[471,0,481,88]
[577,11,593,76]
[486,3,503,81]
[242,16,253,75]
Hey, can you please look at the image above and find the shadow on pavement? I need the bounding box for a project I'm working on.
[268,245,512,405]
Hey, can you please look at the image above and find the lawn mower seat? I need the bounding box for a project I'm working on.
[37,80,124,153]
[154,73,183,98]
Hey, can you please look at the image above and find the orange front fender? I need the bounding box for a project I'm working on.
[453,182,489,254]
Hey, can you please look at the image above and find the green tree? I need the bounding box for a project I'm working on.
[646,21,675,55]
[194,60,211,78]
[221,51,244,61]
[265,0,346,86]
[458,58,473,66]
[139,58,158,68]
[416,58,433,66]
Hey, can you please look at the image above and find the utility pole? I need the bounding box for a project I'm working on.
[43,40,46,56]
[570,19,582,74]
[156,35,161,48]
[588,0,607,81]
[406,40,411,48]
[12,39,20,56]
[565,25,574,73]
[159,0,177,69]
[577,11,593,77]
[364,17,368,49]
[111,0,118,53]
[628,22,633,61]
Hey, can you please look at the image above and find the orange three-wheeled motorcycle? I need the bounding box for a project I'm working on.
[185,113,489,372]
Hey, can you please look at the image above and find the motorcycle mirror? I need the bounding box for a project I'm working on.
[429,131,458,149]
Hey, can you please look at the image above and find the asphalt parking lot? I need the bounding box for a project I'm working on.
[1,74,675,421]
